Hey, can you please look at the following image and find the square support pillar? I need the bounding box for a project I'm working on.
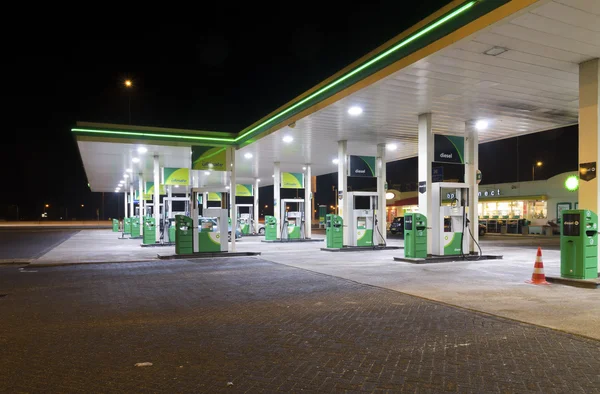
[153,155,160,242]
[229,147,236,252]
[377,143,387,245]
[129,184,134,220]
[338,141,348,246]
[138,175,144,236]
[579,58,600,212]
[124,191,128,218]
[254,178,260,234]
[465,122,479,253]
[274,162,281,239]
[304,165,312,239]
[418,113,433,254]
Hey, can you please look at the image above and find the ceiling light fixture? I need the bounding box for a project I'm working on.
[332,158,339,164]
[475,120,489,131]
[302,166,307,170]
[225,186,230,190]
[174,185,179,188]
[123,174,129,178]
[257,179,261,182]
[125,168,132,173]
[137,146,148,154]
[282,135,293,143]
[132,157,140,163]
[483,46,508,56]
[244,153,253,159]
[348,106,363,116]
[204,171,211,175]
[386,143,397,151]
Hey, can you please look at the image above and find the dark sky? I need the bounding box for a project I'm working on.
[2,2,579,220]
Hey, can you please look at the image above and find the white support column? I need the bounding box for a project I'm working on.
[254,178,260,234]
[153,155,160,242]
[202,192,207,211]
[129,184,134,219]
[465,122,479,253]
[338,140,348,246]
[579,58,600,212]
[418,113,433,254]
[167,185,172,218]
[377,143,387,245]
[229,147,236,252]
[274,162,281,239]
[192,190,199,253]
[304,164,312,239]
[138,175,144,236]
[124,191,128,218]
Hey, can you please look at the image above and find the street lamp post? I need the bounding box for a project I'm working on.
[532,161,543,181]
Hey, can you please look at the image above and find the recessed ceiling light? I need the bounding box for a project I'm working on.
[123,174,129,178]
[174,185,179,188]
[282,135,293,143]
[125,168,132,173]
[115,189,120,192]
[257,179,261,182]
[483,46,508,56]
[119,181,124,185]
[244,153,253,159]
[386,143,397,151]
[332,158,339,164]
[348,106,363,116]
[272,174,275,178]
[475,120,489,131]
[225,186,230,190]
[204,171,211,175]
[137,146,148,154]
[302,166,307,170]
[132,157,140,163]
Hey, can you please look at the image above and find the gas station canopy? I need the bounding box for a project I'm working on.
[74,0,599,192]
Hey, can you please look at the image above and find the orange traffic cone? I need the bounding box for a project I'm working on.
[526,247,550,285]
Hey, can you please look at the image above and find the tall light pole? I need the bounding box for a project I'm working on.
[532,161,542,181]
[124,79,132,124]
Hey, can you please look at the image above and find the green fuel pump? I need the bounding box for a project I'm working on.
[175,215,193,255]
[130,217,141,238]
[124,217,132,234]
[560,210,598,279]
[112,219,119,232]
[143,217,156,245]
[265,215,277,241]
[326,214,343,249]
[404,213,427,258]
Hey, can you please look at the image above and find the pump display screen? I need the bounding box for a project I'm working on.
[354,196,371,210]
[563,213,580,236]
[172,201,186,212]
[405,215,413,231]
[357,217,366,229]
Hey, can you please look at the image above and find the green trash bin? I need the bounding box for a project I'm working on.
[131,217,141,238]
[124,217,131,234]
[143,217,156,245]
[265,215,277,241]
[112,219,119,232]
[560,209,598,279]
[325,214,343,249]
[404,213,427,258]
[168,220,176,243]
[175,215,193,255]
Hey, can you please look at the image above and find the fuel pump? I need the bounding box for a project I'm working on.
[162,196,189,244]
[280,199,305,240]
[431,182,470,256]
[236,204,254,235]
[347,192,385,247]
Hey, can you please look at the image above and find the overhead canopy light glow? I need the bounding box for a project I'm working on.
[348,106,363,116]
[174,185,179,188]
[386,143,397,151]
[386,192,395,200]
[475,120,488,131]
[137,146,148,154]
[204,171,211,175]
[244,153,253,159]
[123,174,129,178]
[302,166,307,170]
[282,135,293,143]
[125,168,132,173]
[332,158,339,164]
[257,179,261,182]
[132,157,140,163]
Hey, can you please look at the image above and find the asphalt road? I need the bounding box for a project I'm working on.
[1,258,599,393]
[0,229,77,260]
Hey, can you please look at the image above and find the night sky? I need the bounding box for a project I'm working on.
[2,2,580,220]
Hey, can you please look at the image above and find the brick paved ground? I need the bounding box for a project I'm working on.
[1,258,600,393]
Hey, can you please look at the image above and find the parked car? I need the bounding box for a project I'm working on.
[257,222,265,235]
[199,217,242,241]
[389,217,404,234]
